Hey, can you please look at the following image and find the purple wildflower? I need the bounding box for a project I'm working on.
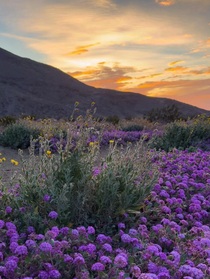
[102,243,113,253]
[131,265,141,277]
[190,267,204,279]
[96,234,108,243]
[129,228,138,236]
[5,206,12,214]
[158,273,170,279]
[92,167,101,177]
[87,226,95,234]
[25,240,36,249]
[118,222,125,229]
[39,242,53,253]
[6,222,16,230]
[0,220,5,229]
[43,194,51,202]
[121,233,132,243]
[60,227,69,236]
[48,211,58,219]
[91,262,105,271]
[9,242,18,253]
[77,226,86,235]
[6,229,18,238]
[48,270,61,279]
[73,255,85,265]
[5,260,17,272]
[71,229,79,238]
[86,243,96,255]
[38,271,49,279]
[64,254,73,263]
[15,245,28,256]
[114,254,128,268]
[27,226,35,234]
[148,262,158,273]
[36,234,45,240]
[100,255,112,264]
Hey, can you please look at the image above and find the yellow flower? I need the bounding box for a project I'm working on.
[11,159,18,166]
[109,140,114,144]
[89,142,94,147]
[2,157,6,161]
[0,159,2,163]
[46,150,51,155]
[89,141,99,147]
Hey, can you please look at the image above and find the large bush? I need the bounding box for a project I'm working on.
[146,104,183,123]
[5,134,157,233]
[0,115,16,127]
[0,123,40,149]
[150,115,210,151]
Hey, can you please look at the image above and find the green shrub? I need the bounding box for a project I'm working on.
[150,122,192,151]
[106,115,120,125]
[0,123,40,149]
[122,124,144,132]
[0,115,16,126]
[7,134,157,233]
[146,104,183,123]
[150,115,210,151]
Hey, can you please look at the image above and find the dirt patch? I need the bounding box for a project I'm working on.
[0,146,29,183]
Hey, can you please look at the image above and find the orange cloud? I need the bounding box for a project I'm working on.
[155,0,175,6]
[86,77,119,90]
[149,73,162,78]
[169,60,185,66]
[137,81,170,89]
[66,43,100,56]
[191,37,210,54]
[165,65,210,76]
[90,0,116,8]
[188,67,210,75]
[68,62,137,91]
[126,78,210,110]
[136,73,162,80]
[165,66,188,72]
[69,69,101,78]
[206,38,210,47]
[116,76,133,83]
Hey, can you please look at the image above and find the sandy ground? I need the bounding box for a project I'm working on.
[0,146,29,184]
[0,145,110,185]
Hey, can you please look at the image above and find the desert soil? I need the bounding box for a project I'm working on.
[0,146,29,184]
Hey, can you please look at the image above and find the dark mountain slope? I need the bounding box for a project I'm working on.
[0,47,209,119]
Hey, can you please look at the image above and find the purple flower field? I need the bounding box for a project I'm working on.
[0,148,210,278]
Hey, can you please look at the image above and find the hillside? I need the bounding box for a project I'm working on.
[0,47,209,119]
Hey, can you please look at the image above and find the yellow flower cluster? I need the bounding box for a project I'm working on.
[0,153,6,164]
[89,141,99,147]
[11,159,18,166]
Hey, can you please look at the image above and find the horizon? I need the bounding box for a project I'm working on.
[0,0,210,110]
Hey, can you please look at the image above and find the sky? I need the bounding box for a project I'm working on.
[0,0,210,110]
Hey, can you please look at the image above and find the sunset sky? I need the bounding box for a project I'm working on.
[0,0,210,110]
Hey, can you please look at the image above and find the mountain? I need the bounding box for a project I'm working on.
[0,47,209,119]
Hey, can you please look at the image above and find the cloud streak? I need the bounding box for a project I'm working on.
[169,60,185,66]
[65,43,100,56]
[155,0,175,6]
[127,78,210,110]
